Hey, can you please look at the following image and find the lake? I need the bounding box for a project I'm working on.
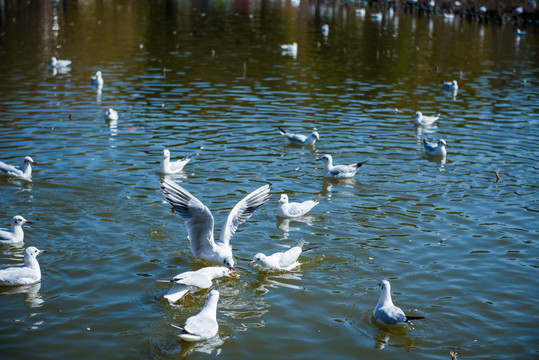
[0,0,538,359]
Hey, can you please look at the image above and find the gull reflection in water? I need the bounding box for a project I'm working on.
[276,215,316,237]
[0,282,44,308]
[178,334,224,357]
[253,271,303,295]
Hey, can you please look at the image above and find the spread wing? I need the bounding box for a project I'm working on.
[219,184,271,246]
[161,179,216,257]
[176,271,212,288]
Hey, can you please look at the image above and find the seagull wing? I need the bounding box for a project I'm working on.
[176,271,212,288]
[161,179,216,257]
[164,283,190,303]
[0,161,22,177]
[278,238,304,268]
[219,184,271,246]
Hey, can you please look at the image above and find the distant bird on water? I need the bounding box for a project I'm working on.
[50,56,72,68]
[276,194,319,218]
[250,237,307,271]
[441,80,458,90]
[0,247,46,286]
[91,71,104,88]
[413,111,440,126]
[373,280,425,326]
[278,126,320,146]
[0,215,32,245]
[0,156,36,180]
[317,154,369,179]
[158,149,197,175]
[104,108,118,121]
[423,139,448,156]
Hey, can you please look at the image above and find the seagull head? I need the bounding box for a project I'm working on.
[24,246,46,261]
[279,194,289,204]
[12,215,32,226]
[223,257,235,271]
[438,139,448,147]
[51,57,57,65]
[312,131,321,142]
[413,111,422,119]
[162,149,170,159]
[316,154,332,164]
[249,253,265,266]
[24,156,36,165]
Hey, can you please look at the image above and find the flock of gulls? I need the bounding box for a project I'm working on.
[0,57,460,345]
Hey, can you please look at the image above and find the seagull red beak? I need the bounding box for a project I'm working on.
[39,250,47,254]
[249,261,255,266]
[25,220,33,224]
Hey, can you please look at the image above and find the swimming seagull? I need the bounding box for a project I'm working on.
[413,111,440,126]
[317,154,369,179]
[249,238,306,271]
[158,149,197,175]
[171,289,220,342]
[0,247,46,286]
[0,156,36,180]
[321,24,329,36]
[160,266,236,304]
[441,80,458,90]
[160,179,271,270]
[281,42,298,59]
[50,56,72,68]
[278,126,320,146]
[104,108,118,121]
[0,215,32,244]
[373,279,425,326]
[91,71,104,87]
[423,139,448,156]
[276,194,319,218]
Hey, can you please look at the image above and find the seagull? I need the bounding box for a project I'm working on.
[0,156,36,180]
[171,289,220,342]
[158,149,198,175]
[277,126,320,146]
[50,56,72,68]
[441,80,458,90]
[276,194,319,218]
[0,247,46,286]
[104,108,118,121]
[413,111,440,126]
[249,238,306,271]
[355,8,366,17]
[373,280,425,326]
[321,24,329,36]
[317,154,369,179]
[160,266,236,304]
[160,179,271,270]
[281,42,298,59]
[0,215,32,244]
[371,12,383,20]
[423,139,448,156]
[91,71,104,87]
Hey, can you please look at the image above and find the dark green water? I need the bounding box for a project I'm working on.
[0,1,538,359]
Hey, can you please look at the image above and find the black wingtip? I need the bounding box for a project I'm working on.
[356,159,369,168]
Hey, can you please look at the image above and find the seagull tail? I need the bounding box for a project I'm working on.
[406,316,425,322]
[297,237,305,248]
[182,152,199,161]
[356,160,369,168]
[170,323,185,331]
[277,126,286,135]
[304,246,318,252]
[312,194,321,203]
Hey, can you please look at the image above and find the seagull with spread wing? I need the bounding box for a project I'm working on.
[161,179,271,270]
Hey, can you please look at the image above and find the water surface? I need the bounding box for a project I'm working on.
[0,1,538,359]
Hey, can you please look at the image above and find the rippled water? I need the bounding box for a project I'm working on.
[1,1,538,359]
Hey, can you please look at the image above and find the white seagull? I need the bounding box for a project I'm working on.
[250,238,306,271]
[171,289,220,342]
[104,108,118,121]
[0,247,46,286]
[276,194,319,218]
[317,154,369,179]
[413,111,440,126]
[91,71,104,87]
[50,56,72,68]
[441,80,458,90]
[281,42,298,59]
[0,215,32,245]
[423,139,448,156]
[160,179,271,270]
[0,156,36,180]
[373,280,424,326]
[160,266,236,304]
[278,126,320,146]
[158,149,197,175]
